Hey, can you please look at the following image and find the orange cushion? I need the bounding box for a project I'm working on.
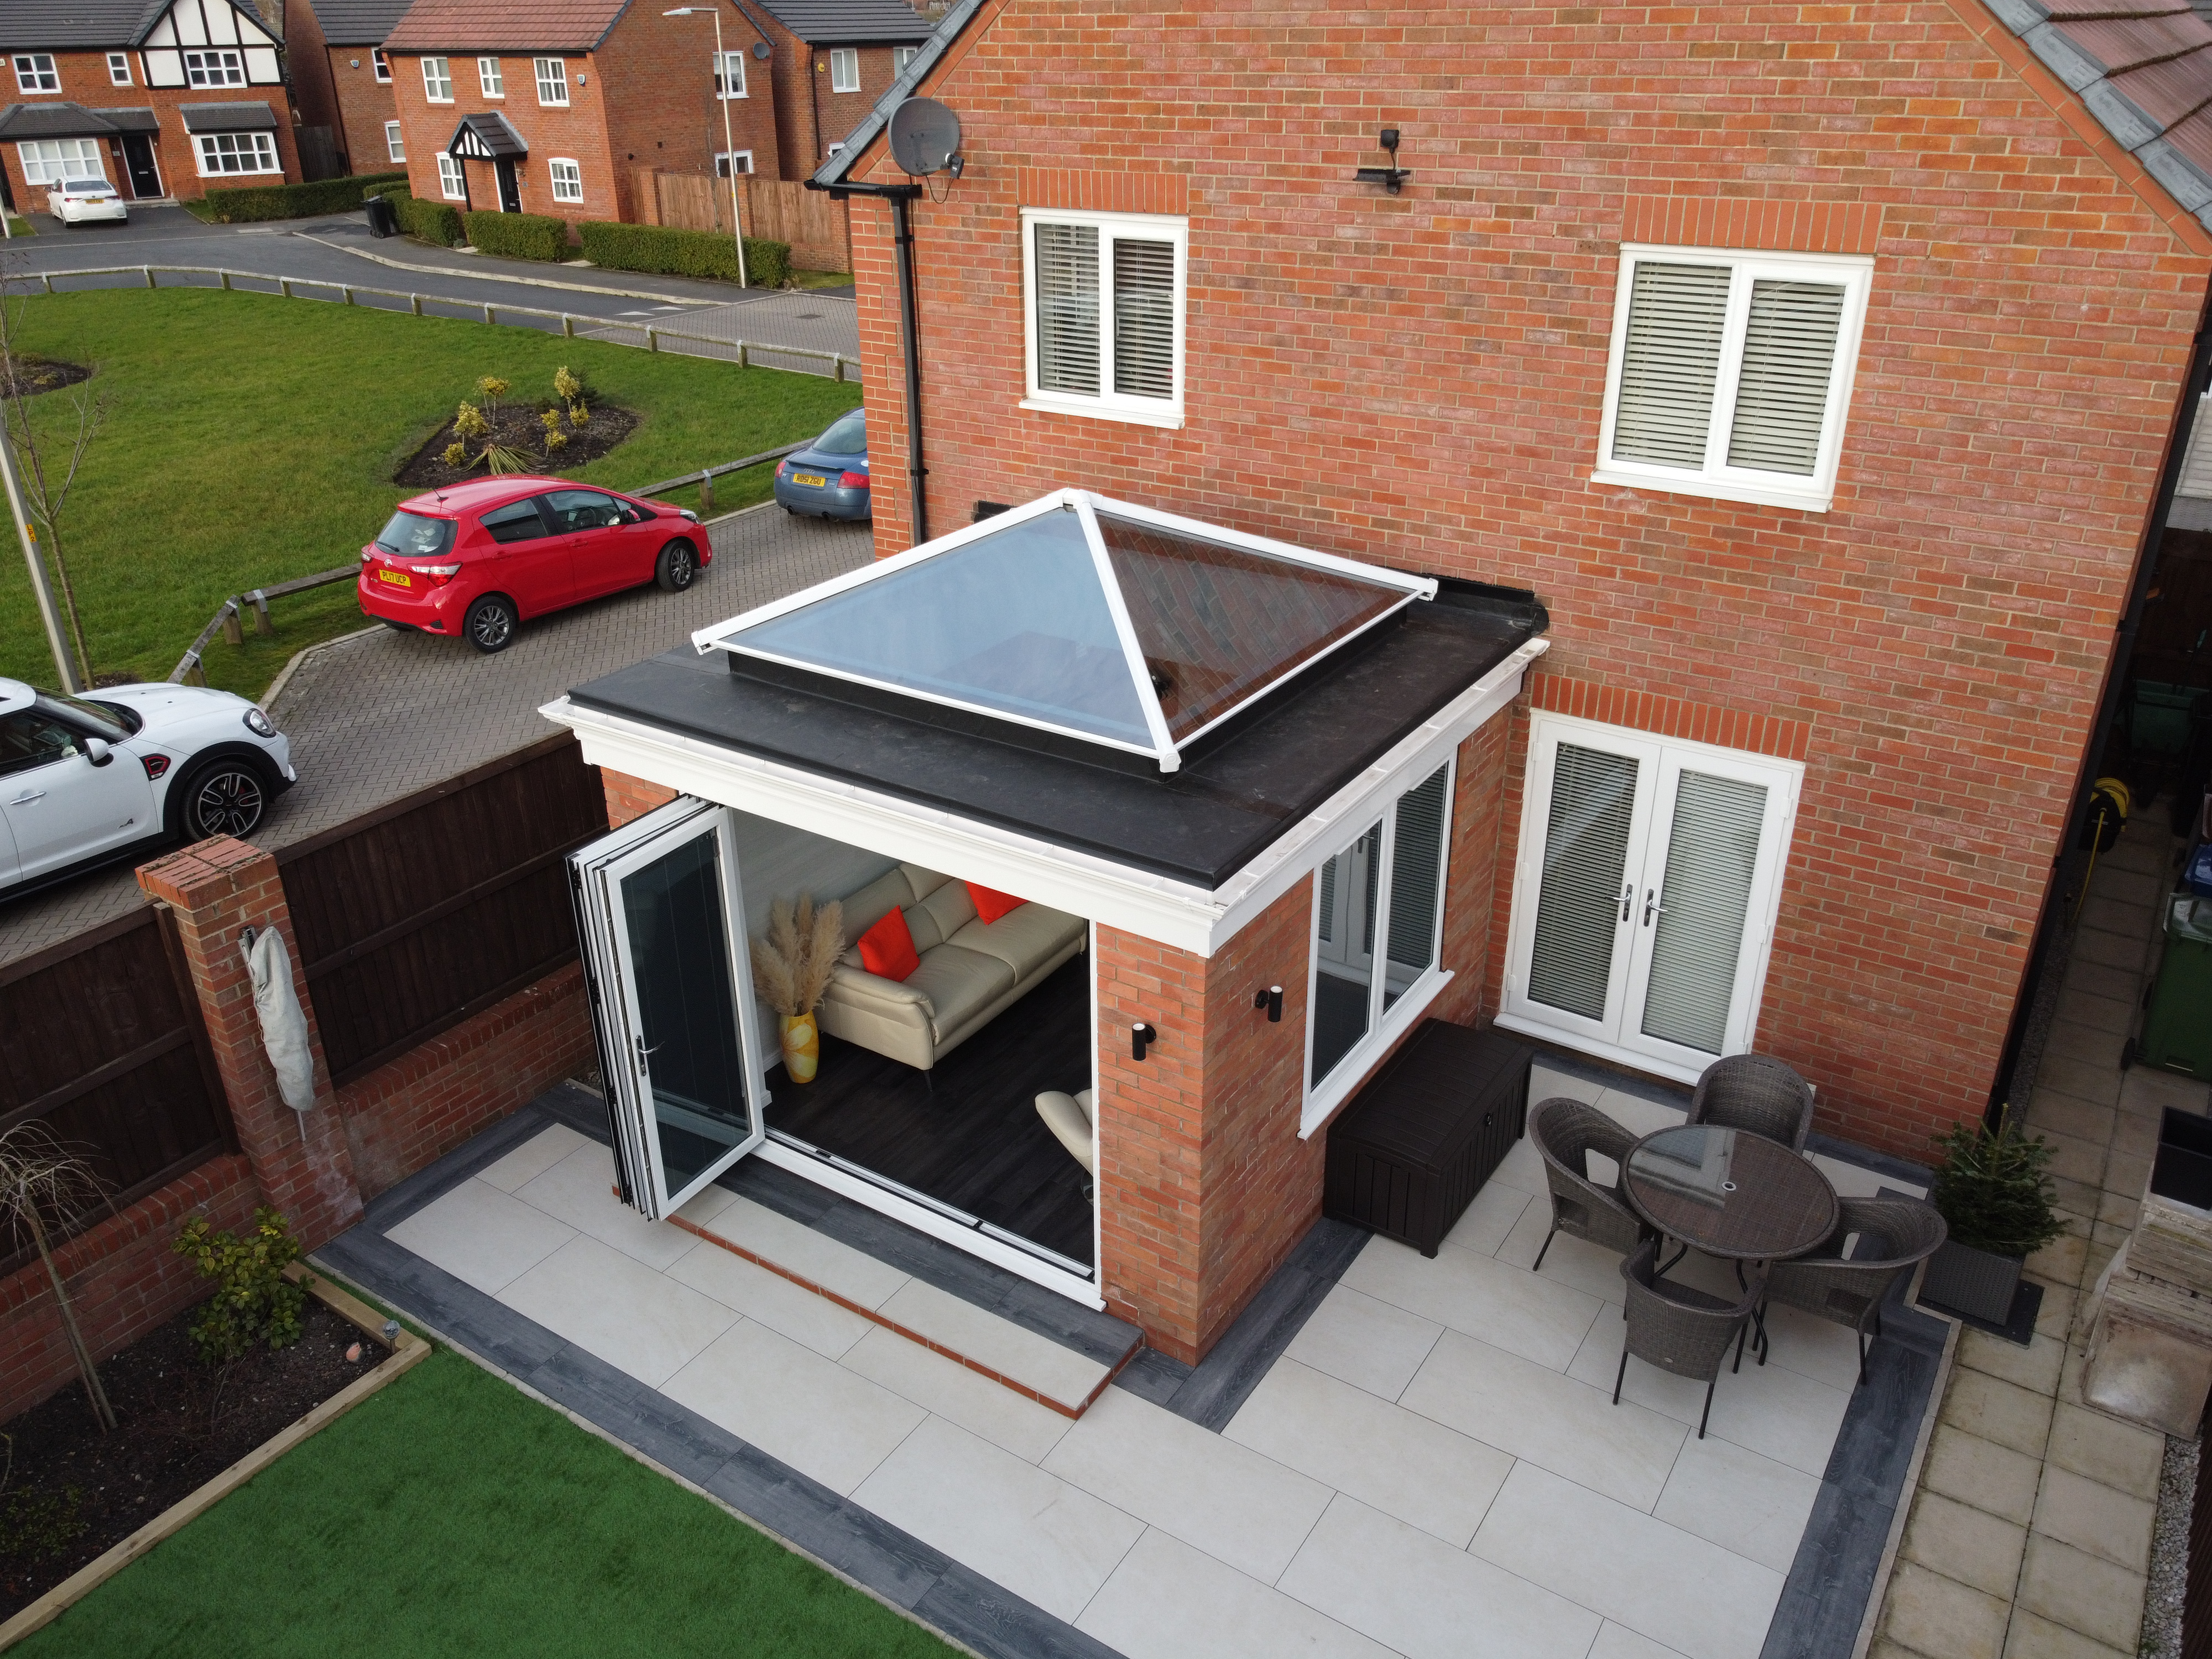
[855,906,920,981]
[966,882,1024,925]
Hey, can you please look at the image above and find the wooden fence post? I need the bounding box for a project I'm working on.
[250,591,272,636]
[646,327,659,353]
[220,271,232,291]
[564,315,575,338]
[698,471,714,516]
[411,294,422,316]
[142,265,155,289]
[220,599,243,648]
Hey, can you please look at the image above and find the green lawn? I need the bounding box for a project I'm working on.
[15,1348,956,1658]
[0,289,860,697]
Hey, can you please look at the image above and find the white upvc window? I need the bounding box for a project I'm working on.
[1020,207,1187,430]
[192,131,279,176]
[12,54,59,94]
[1594,244,1872,514]
[372,48,391,82]
[184,49,246,87]
[828,48,859,92]
[1302,759,1459,1130]
[477,56,503,96]
[17,138,107,186]
[713,49,745,97]
[548,157,582,202]
[893,44,919,75]
[1498,712,1803,1085]
[421,56,452,101]
[714,149,752,177]
[107,53,132,86]
[534,57,568,105]
[384,121,405,162]
[436,153,465,200]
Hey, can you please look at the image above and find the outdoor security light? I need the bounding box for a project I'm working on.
[1254,985,1284,1022]
[1132,1022,1154,1061]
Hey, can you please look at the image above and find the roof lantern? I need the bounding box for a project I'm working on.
[692,490,1437,773]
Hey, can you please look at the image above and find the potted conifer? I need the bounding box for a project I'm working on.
[1919,1112,2065,1324]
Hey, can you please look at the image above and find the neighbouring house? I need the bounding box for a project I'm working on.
[0,0,304,209]
[283,0,413,179]
[747,0,934,178]
[379,0,781,228]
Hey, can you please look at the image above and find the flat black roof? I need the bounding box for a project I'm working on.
[567,579,1545,890]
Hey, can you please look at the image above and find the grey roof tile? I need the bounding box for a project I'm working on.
[0,0,191,50]
[751,0,934,45]
[302,0,418,46]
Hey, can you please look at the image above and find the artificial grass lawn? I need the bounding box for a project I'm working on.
[0,289,860,698]
[15,1349,957,1658]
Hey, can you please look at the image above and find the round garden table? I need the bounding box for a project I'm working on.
[1621,1123,1838,1264]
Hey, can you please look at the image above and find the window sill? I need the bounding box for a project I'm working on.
[1019,397,1185,432]
[1491,1011,1709,1088]
[1298,968,1455,1139]
[1588,467,1833,515]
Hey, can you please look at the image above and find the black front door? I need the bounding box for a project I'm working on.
[494,157,520,213]
[121,134,161,199]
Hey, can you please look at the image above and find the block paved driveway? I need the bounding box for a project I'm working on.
[0,507,873,968]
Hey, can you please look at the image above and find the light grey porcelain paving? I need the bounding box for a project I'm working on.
[1076,1526,1397,1659]
[499,1234,738,1387]
[665,1237,875,1359]
[385,1177,577,1294]
[1281,1283,1445,1400]
[1340,1232,1605,1370]
[838,1325,1074,1463]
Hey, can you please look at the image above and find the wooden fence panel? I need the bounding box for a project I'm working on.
[632,171,851,273]
[0,906,231,1271]
[279,734,608,1087]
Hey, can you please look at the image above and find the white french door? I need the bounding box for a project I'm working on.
[570,797,769,1219]
[1500,714,1800,1083]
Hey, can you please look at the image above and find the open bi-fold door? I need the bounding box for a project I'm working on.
[570,797,767,1219]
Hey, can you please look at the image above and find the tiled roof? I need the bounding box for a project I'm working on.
[0,100,138,138]
[0,0,181,50]
[1983,0,2212,232]
[304,0,417,46]
[178,100,279,131]
[382,0,630,53]
[752,0,933,45]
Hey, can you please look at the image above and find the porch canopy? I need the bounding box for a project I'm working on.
[448,111,527,159]
[564,492,1548,895]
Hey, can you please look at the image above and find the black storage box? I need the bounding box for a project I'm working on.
[2152,1107,2212,1211]
[1324,1020,1533,1257]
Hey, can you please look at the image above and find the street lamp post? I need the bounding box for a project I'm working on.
[665,6,750,290]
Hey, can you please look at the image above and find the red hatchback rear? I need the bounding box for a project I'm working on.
[359,476,709,653]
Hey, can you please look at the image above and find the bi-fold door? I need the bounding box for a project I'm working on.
[1499,714,1800,1082]
[570,797,768,1219]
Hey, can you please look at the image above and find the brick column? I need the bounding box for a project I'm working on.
[137,837,363,1248]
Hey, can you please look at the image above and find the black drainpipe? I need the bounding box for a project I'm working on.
[1987,273,2212,1118]
[812,178,927,544]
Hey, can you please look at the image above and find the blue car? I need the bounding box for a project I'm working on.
[774,409,870,521]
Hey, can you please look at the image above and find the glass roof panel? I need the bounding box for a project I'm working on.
[1094,511,1410,741]
[720,506,1154,748]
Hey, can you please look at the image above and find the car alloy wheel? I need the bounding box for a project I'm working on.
[656,542,698,593]
[466,594,517,653]
[187,764,266,838]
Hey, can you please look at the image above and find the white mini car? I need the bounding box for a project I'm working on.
[46,180,128,226]
[0,678,296,895]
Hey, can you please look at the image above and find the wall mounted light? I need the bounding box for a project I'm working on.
[1354,127,1412,195]
[1131,1022,1155,1061]
[1254,985,1284,1022]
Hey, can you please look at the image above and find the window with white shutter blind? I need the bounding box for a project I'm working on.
[1526,744,1639,1021]
[1594,244,1871,513]
[1023,208,1187,426]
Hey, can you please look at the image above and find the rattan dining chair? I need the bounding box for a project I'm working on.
[1530,1097,1648,1271]
[1616,1238,1764,1438]
[1761,1196,1948,1385]
[1686,1054,1816,1152]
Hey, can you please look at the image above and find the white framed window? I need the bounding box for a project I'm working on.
[372,48,391,82]
[437,154,465,200]
[534,57,568,105]
[17,139,106,186]
[421,56,452,101]
[107,53,132,86]
[184,49,246,87]
[1498,712,1803,1084]
[713,49,745,97]
[828,48,859,92]
[192,131,280,176]
[384,121,405,162]
[1594,244,1872,514]
[893,45,919,75]
[713,150,753,178]
[1302,760,1458,1129]
[477,56,503,96]
[12,54,59,94]
[548,157,582,203]
[1020,207,1187,430]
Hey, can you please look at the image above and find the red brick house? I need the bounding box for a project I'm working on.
[748,0,934,179]
[380,0,782,226]
[283,0,412,179]
[0,0,304,208]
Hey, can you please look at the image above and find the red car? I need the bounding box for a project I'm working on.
[358,476,709,653]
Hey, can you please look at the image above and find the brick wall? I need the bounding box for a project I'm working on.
[842,0,2212,1160]
[388,49,623,224]
[597,7,781,195]
[320,45,403,178]
[603,767,680,827]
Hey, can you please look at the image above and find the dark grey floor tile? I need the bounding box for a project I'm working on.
[911,1562,1126,1659]
[363,1104,552,1230]
[703,1447,950,1612]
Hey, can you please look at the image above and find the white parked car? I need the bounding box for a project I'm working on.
[0,679,295,895]
[46,180,127,226]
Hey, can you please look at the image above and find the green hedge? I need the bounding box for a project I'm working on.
[576,221,789,289]
[368,185,463,248]
[462,209,571,262]
[200,171,409,223]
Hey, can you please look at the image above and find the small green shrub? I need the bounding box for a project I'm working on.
[369,186,463,247]
[174,1206,306,1363]
[0,1482,85,1561]
[201,171,409,223]
[463,210,570,262]
[577,221,790,289]
[1929,1115,2065,1258]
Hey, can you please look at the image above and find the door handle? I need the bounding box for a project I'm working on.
[1619,882,1634,924]
[1644,888,1666,926]
[8,790,44,806]
[634,1034,655,1074]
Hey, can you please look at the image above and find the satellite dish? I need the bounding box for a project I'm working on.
[750,40,769,59]
[888,97,960,176]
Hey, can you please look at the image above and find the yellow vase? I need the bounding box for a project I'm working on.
[780,1012,820,1083]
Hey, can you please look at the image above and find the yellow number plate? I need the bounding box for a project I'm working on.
[792,473,827,488]
[378,568,413,587]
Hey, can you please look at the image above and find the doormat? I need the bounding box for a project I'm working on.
[1919,1278,2043,1347]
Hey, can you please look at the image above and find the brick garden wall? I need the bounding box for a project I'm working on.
[842,0,2212,1160]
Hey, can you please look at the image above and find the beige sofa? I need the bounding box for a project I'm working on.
[816,864,1086,1071]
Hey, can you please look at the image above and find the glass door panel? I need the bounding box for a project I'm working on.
[1312,818,1383,1085]
[1383,766,1450,1008]
[1512,737,1655,1037]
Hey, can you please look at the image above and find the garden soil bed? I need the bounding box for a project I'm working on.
[394,401,640,488]
[4,355,92,397]
[0,1292,388,1619]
